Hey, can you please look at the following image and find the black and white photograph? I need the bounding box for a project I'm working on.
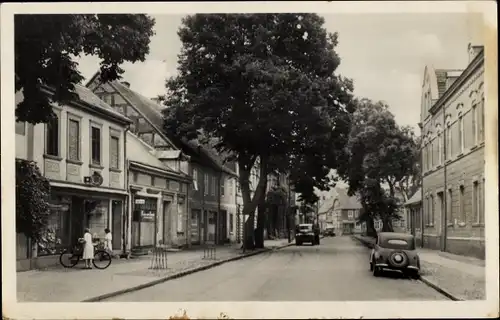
[1,1,498,319]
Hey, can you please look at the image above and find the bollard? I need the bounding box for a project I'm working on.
[203,245,217,260]
[149,246,168,270]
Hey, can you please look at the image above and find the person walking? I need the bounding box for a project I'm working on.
[82,228,94,269]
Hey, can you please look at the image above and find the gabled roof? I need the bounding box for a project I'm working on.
[85,72,237,177]
[38,84,132,124]
[126,131,189,179]
[318,187,362,213]
[405,187,422,206]
[434,69,464,98]
[333,187,363,210]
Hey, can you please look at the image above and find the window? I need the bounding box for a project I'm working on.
[472,104,478,145]
[192,169,199,191]
[91,126,101,165]
[204,173,209,195]
[458,115,464,153]
[437,133,442,165]
[109,135,119,169]
[229,214,234,233]
[15,121,25,135]
[427,143,431,169]
[348,210,354,219]
[473,181,481,224]
[422,146,427,172]
[211,175,216,196]
[46,114,60,156]
[459,185,465,222]
[447,189,453,224]
[480,97,485,141]
[220,177,225,196]
[67,119,80,161]
[446,124,452,159]
[430,195,435,226]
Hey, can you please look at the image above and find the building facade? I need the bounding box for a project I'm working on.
[126,132,191,253]
[16,85,131,270]
[420,44,485,259]
[86,74,238,246]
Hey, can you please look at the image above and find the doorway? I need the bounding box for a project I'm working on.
[163,201,171,245]
[111,200,123,250]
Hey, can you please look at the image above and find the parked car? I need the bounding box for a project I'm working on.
[369,232,420,278]
[323,227,336,237]
[295,223,320,246]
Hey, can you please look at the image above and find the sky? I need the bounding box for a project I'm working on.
[76,12,484,132]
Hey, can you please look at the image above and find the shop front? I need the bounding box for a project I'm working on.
[28,187,126,270]
[131,196,158,248]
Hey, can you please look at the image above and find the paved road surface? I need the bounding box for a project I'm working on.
[106,236,448,301]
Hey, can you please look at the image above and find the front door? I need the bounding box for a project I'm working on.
[163,201,171,245]
[111,200,123,250]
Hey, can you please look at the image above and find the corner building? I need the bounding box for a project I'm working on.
[420,44,485,259]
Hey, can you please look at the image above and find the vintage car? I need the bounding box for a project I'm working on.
[295,223,320,246]
[323,227,336,237]
[369,232,420,278]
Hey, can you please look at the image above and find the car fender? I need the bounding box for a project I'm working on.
[370,249,375,262]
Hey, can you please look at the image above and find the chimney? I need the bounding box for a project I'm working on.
[121,81,130,88]
[468,43,483,63]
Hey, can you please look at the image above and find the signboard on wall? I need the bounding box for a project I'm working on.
[135,199,146,205]
[141,210,155,222]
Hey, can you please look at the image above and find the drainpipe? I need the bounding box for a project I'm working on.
[419,121,425,248]
[123,125,131,255]
[185,163,191,248]
[217,168,222,245]
[442,108,448,252]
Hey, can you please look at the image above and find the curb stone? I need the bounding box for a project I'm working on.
[350,235,462,301]
[82,241,294,302]
[418,276,463,301]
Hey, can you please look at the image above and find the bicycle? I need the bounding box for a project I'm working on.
[59,241,112,269]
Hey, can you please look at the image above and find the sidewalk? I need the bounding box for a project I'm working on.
[352,235,485,300]
[17,239,291,302]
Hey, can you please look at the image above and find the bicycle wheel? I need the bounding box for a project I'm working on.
[93,250,112,269]
[59,250,79,268]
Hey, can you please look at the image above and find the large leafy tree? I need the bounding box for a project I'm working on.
[338,98,420,233]
[16,160,51,242]
[15,14,155,124]
[163,13,354,249]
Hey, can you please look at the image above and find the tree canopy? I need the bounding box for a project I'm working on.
[337,98,420,232]
[163,14,355,233]
[15,14,155,124]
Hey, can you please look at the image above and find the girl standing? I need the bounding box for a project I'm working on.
[82,228,94,269]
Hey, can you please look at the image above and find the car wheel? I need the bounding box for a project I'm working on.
[373,265,381,277]
[409,270,420,279]
[370,261,373,271]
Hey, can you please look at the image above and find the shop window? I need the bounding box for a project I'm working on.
[37,196,71,256]
[133,197,157,222]
[85,199,109,238]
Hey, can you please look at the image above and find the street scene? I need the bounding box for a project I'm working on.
[4,5,495,316]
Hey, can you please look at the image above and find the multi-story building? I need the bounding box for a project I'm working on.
[316,187,362,235]
[419,43,485,259]
[15,84,131,270]
[86,73,238,246]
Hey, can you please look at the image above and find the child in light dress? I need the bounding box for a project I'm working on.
[82,228,94,269]
[104,228,113,255]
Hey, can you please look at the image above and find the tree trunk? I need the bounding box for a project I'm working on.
[255,202,266,248]
[238,155,268,251]
[381,216,394,232]
[365,215,377,238]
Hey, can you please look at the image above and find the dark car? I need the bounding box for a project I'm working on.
[323,227,336,237]
[369,232,420,278]
[295,223,320,246]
